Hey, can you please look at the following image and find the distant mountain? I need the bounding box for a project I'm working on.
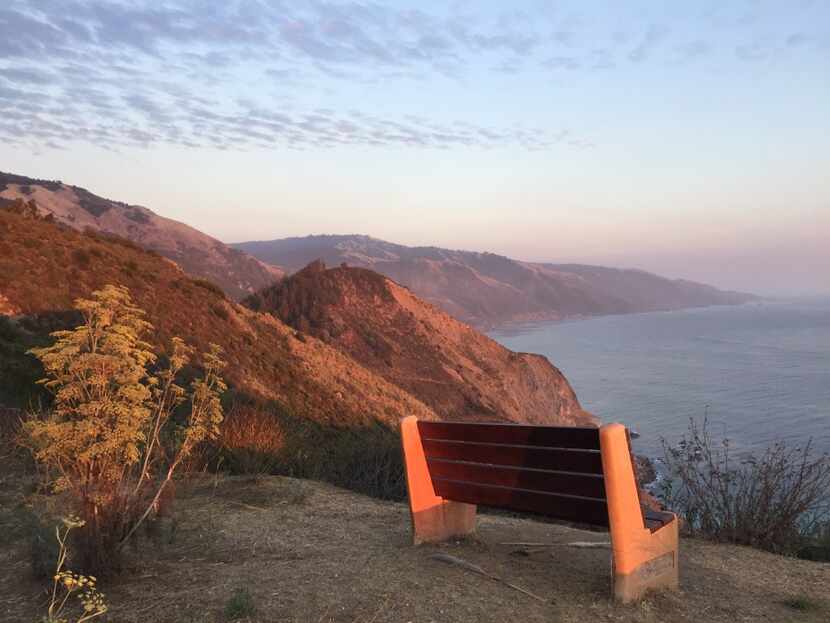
[0,171,282,300]
[234,234,757,328]
[246,260,594,426]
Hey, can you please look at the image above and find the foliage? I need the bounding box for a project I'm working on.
[780,595,825,613]
[797,520,830,562]
[224,587,255,620]
[217,400,406,500]
[0,316,50,408]
[41,517,108,623]
[658,418,830,554]
[21,285,226,573]
[1,196,40,218]
[191,278,226,300]
[26,513,61,580]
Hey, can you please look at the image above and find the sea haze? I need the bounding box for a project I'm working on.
[491,299,830,458]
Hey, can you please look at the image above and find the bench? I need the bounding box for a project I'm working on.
[400,417,679,602]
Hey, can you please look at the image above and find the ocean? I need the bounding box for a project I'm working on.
[490,298,830,459]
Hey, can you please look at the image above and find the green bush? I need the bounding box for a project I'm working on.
[224,588,255,620]
[0,316,50,408]
[29,516,60,580]
[780,595,825,613]
[191,278,226,299]
[217,400,406,501]
[71,248,91,266]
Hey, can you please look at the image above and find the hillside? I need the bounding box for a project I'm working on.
[0,171,282,300]
[234,235,757,328]
[0,208,435,428]
[2,473,827,622]
[246,260,594,426]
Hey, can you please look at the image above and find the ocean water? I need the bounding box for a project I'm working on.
[490,299,830,459]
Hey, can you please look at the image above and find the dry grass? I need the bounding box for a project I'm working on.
[1,473,827,623]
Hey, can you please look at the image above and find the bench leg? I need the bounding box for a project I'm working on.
[400,417,477,545]
[612,520,679,602]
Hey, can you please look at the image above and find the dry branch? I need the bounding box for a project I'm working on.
[429,553,548,603]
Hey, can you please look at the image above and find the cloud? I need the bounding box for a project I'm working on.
[542,56,581,71]
[0,1,825,152]
[0,76,578,152]
[0,66,55,84]
[674,40,710,63]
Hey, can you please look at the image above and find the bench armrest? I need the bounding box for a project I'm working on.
[400,417,476,544]
[600,423,679,601]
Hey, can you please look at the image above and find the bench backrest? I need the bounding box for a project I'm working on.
[417,420,611,527]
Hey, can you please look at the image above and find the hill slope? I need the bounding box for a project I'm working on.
[0,208,434,427]
[234,235,756,327]
[0,171,282,300]
[245,260,594,426]
[0,208,593,429]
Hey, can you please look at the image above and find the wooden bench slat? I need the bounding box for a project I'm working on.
[426,458,607,499]
[418,420,600,449]
[421,438,604,475]
[432,478,610,527]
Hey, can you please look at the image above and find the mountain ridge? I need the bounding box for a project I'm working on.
[234,234,758,328]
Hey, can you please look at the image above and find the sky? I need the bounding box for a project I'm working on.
[1,1,828,296]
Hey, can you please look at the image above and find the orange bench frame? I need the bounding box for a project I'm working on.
[400,417,679,602]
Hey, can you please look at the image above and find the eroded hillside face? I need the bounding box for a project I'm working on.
[246,261,597,427]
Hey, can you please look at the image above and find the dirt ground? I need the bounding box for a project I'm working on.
[1,473,828,623]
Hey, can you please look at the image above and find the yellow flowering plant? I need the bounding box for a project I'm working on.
[43,517,107,623]
[22,285,226,573]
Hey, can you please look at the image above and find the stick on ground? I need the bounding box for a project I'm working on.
[429,553,549,603]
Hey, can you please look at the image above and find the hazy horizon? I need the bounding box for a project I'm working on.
[2,1,828,296]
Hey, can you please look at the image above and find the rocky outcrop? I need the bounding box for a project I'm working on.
[246,261,596,427]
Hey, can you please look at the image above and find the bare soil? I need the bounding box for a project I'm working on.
[1,474,828,623]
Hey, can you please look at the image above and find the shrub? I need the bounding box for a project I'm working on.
[29,515,60,579]
[0,316,50,408]
[216,400,406,500]
[658,418,830,554]
[224,587,255,620]
[780,595,825,613]
[71,248,91,267]
[797,520,830,561]
[212,303,229,321]
[21,284,227,574]
[191,278,226,299]
[218,404,285,475]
